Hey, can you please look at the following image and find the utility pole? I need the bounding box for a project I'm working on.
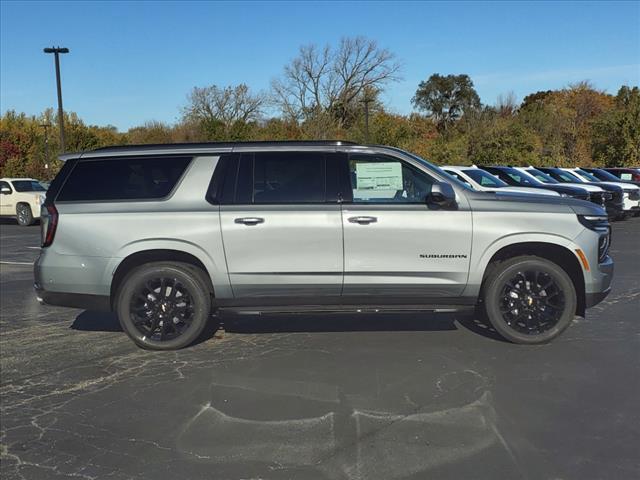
[40,123,51,171]
[43,47,69,152]
[361,88,375,143]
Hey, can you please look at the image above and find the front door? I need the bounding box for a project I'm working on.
[0,181,14,215]
[341,153,472,299]
[219,151,343,299]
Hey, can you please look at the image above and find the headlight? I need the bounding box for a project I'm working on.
[577,215,611,263]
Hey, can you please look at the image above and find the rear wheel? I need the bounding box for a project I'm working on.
[116,262,211,350]
[16,203,34,226]
[482,256,577,344]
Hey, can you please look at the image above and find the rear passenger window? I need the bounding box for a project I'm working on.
[57,157,192,201]
[248,152,326,204]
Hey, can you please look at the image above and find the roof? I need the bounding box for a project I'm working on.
[59,140,361,161]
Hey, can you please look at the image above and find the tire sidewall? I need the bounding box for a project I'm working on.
[484,257,577,344]
[117,263,211,350]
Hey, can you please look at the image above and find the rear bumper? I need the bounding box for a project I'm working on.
[34,283,111,311]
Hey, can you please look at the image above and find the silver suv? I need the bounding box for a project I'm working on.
[34,142,614,349]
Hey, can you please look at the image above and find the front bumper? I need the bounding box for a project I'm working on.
[585,288,611,308]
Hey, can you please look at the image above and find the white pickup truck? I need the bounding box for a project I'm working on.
[0,178,47,226]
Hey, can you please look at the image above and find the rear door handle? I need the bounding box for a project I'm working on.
[234,217,264,226]
[348,216,378,225]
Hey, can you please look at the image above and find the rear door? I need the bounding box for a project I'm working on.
[341,152,472,299]
[219,151,344,299]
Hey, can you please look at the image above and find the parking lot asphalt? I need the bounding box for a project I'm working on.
[0,217,639,480]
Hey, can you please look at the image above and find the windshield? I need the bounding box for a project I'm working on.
[11,180,46,192]
[591,169,625,182]
[401,150,473,191]
[498,167,541,186]
[576,169,602,182]
[553,170,584,183]
[463,169,508,187]
[526,169,559,184]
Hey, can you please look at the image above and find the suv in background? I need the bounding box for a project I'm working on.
[604,168,640,183]
[477,166,591,200]
[536,167,625,220]
[0,178,47,226]
[441,165,560,196]
[562,167,640,218]
[35,142,613,350]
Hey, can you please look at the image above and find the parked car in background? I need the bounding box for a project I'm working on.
[476,166,591,200]
[536,167,624,219]
[583,167,640,187]
[441,166,560,196]
[35,141,613,349]
[0,178,46,226]
[562,167,640,217]
[516,167,615,209]
[604,168,640,183]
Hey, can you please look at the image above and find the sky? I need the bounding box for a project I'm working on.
[1,0,639,131]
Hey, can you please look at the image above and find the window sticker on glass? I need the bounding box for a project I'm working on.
[356,162,403,190]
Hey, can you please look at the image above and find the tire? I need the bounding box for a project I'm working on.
[482,256,577,345]
[16,203,34,226]
[116,262,212,350]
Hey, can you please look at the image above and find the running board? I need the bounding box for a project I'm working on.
[219,304,475,315]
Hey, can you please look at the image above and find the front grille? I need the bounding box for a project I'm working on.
[589,192,606,206]
[610,190,621,202]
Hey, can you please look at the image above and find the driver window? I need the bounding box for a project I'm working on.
[349,154,435,203]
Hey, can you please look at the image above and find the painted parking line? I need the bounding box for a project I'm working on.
[26,247,40,250]
[0,261,33,266]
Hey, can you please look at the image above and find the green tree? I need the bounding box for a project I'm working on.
[592,86,640,167]
[412,74,481,132]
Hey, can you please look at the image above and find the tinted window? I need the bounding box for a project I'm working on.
[527,169,558,184]
[443,170,473,188]
[12,180,45,192]
[0,181,12,193]
[252,152,326,204]
[463,169,507,187]
[349,154,435,203]
[57,156,191,201]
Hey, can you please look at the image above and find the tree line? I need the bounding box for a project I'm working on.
[1,36,638,180]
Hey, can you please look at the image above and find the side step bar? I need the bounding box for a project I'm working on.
[219,305,476,315]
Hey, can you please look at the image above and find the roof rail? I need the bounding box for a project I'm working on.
[90,140,357,153]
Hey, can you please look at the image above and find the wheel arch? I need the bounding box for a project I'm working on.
[109,249,217,309]
[479,241,586,317]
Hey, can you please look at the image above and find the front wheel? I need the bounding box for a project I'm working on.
[482,256,577,344]
[116,262,211,350]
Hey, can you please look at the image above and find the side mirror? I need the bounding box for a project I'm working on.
[1,186,11,195]
[427,181,457,209]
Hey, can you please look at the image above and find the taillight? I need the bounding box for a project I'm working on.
[41,204,58,247]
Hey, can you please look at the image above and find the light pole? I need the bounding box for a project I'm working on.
[40,123,51,171]
[43,47,69,152]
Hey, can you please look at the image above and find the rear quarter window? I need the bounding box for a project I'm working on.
[56,156,192,202]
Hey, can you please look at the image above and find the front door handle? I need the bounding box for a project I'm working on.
[348,216,378,225]
[234,217,265,226]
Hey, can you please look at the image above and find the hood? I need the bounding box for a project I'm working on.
[595,181,640,192]
[497,186,559,196]
[467,189,604,215]
[557,182,604,192]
